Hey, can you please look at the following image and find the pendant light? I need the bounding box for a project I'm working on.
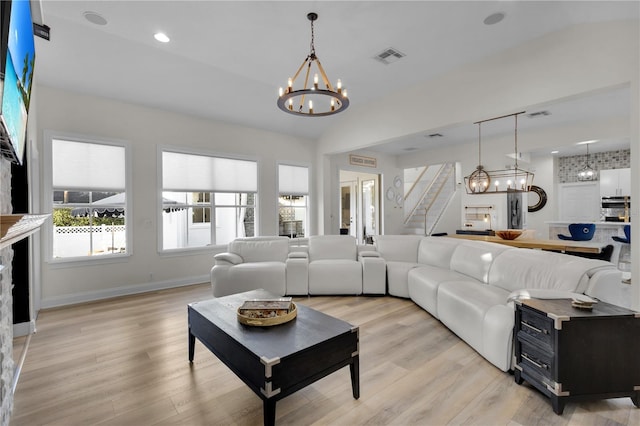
[577,142,598,181]
[465,111,534,194]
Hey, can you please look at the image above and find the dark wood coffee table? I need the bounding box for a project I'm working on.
[188,289,360,426]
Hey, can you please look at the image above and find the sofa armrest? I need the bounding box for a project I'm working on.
[583,268,628,308]
[359,250,380,258]
[361,255,386,295]
[286,255,309,295]
[507,288,595,304]
[214,252,244,265]
[288,251,309,259]
[358,244,376,254]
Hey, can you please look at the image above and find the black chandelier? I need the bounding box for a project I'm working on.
[277,12,349,117]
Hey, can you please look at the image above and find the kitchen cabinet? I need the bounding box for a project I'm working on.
[599,168,630,197]
[557,183,600,222]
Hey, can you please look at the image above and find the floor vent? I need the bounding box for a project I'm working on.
[374,47,406,65]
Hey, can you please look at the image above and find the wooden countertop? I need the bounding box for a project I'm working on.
[447,234,604,253]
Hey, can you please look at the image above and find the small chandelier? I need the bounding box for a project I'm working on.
[465,111,534,194]
[277,12,349,117]
[577,142,598,181]
[464,121,491,193]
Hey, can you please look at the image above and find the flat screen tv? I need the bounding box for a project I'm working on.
[0,0,35,165]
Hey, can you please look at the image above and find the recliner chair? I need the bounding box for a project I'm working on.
[557,223,596,241]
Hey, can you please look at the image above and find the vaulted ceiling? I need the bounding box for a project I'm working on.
[33,1,638,154]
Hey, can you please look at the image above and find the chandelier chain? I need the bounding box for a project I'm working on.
[478,122,482,167]
[309,18,316,57]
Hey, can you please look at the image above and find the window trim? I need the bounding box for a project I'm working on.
[158,145,260,253]
[44,130,133,264]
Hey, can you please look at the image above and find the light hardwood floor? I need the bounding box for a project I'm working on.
[11,284,640,425]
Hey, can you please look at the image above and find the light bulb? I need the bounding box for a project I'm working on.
[278,87,284,97]
[288,78,292,88]
[337,79,342,89]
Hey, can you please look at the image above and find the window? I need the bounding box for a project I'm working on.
[278,164,309,238]
[161,150,257,250]
[50,138,129,259]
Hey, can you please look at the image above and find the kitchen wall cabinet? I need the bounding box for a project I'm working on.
[599,168,631,197]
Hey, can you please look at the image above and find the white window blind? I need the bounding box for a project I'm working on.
[162,152,257,192]
[52,139,126,190]
[279,164,309,195]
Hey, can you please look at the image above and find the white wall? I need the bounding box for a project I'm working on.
[34,86,315,307]
[527,155,555,239]
[327,149,401,235]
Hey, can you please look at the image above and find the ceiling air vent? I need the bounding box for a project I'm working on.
[527,110,551,118]
[427,133,443,138]
[374,47,406,65]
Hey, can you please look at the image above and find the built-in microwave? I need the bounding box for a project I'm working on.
[601,196,631,222]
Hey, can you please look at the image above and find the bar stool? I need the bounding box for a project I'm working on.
[612,225,631,284]
[557,223,596,241]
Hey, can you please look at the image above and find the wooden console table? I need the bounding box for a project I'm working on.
[513,298,640,414]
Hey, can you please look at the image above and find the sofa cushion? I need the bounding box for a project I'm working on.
[228,237,290,263]
[407,265,470,319]
[386,261,420,298]
[417,236,463,269]
[309,235,357,261]
[449,241,513,284]
[488,249,609,293]
[308,259,362,295]
[374,235,423,263]
[437,281,511,356]
[226,261,287,295]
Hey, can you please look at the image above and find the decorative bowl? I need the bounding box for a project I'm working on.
[495,230,523,240]
[237,303,297,327]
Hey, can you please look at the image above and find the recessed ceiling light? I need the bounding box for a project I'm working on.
[483,12,505,26]
[551,150,559,154]
[154,32,170,43]
[577,140,598,145]
[83,11,107,26]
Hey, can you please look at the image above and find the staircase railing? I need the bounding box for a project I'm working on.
[403,163,448,224]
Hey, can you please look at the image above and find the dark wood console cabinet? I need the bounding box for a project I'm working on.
[514,298,640,414]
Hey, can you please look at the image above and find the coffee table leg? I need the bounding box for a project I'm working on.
[264,399,276,426]
[188,331,195,363]
[350,355,360,399]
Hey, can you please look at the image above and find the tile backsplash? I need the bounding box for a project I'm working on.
[558,149,630,183]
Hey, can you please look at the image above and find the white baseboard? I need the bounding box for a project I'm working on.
[40,275,209,309]
[13,319,36,337]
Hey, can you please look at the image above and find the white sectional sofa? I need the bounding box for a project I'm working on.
[210,235,385,297]
[376,235,624,371]
[211,234,624,372]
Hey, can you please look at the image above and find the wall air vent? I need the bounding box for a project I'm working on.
[374,47,406,65]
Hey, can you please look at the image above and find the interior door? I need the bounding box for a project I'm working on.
[340,181,357,238]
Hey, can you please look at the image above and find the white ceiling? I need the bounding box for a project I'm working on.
[33,1,638,154]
